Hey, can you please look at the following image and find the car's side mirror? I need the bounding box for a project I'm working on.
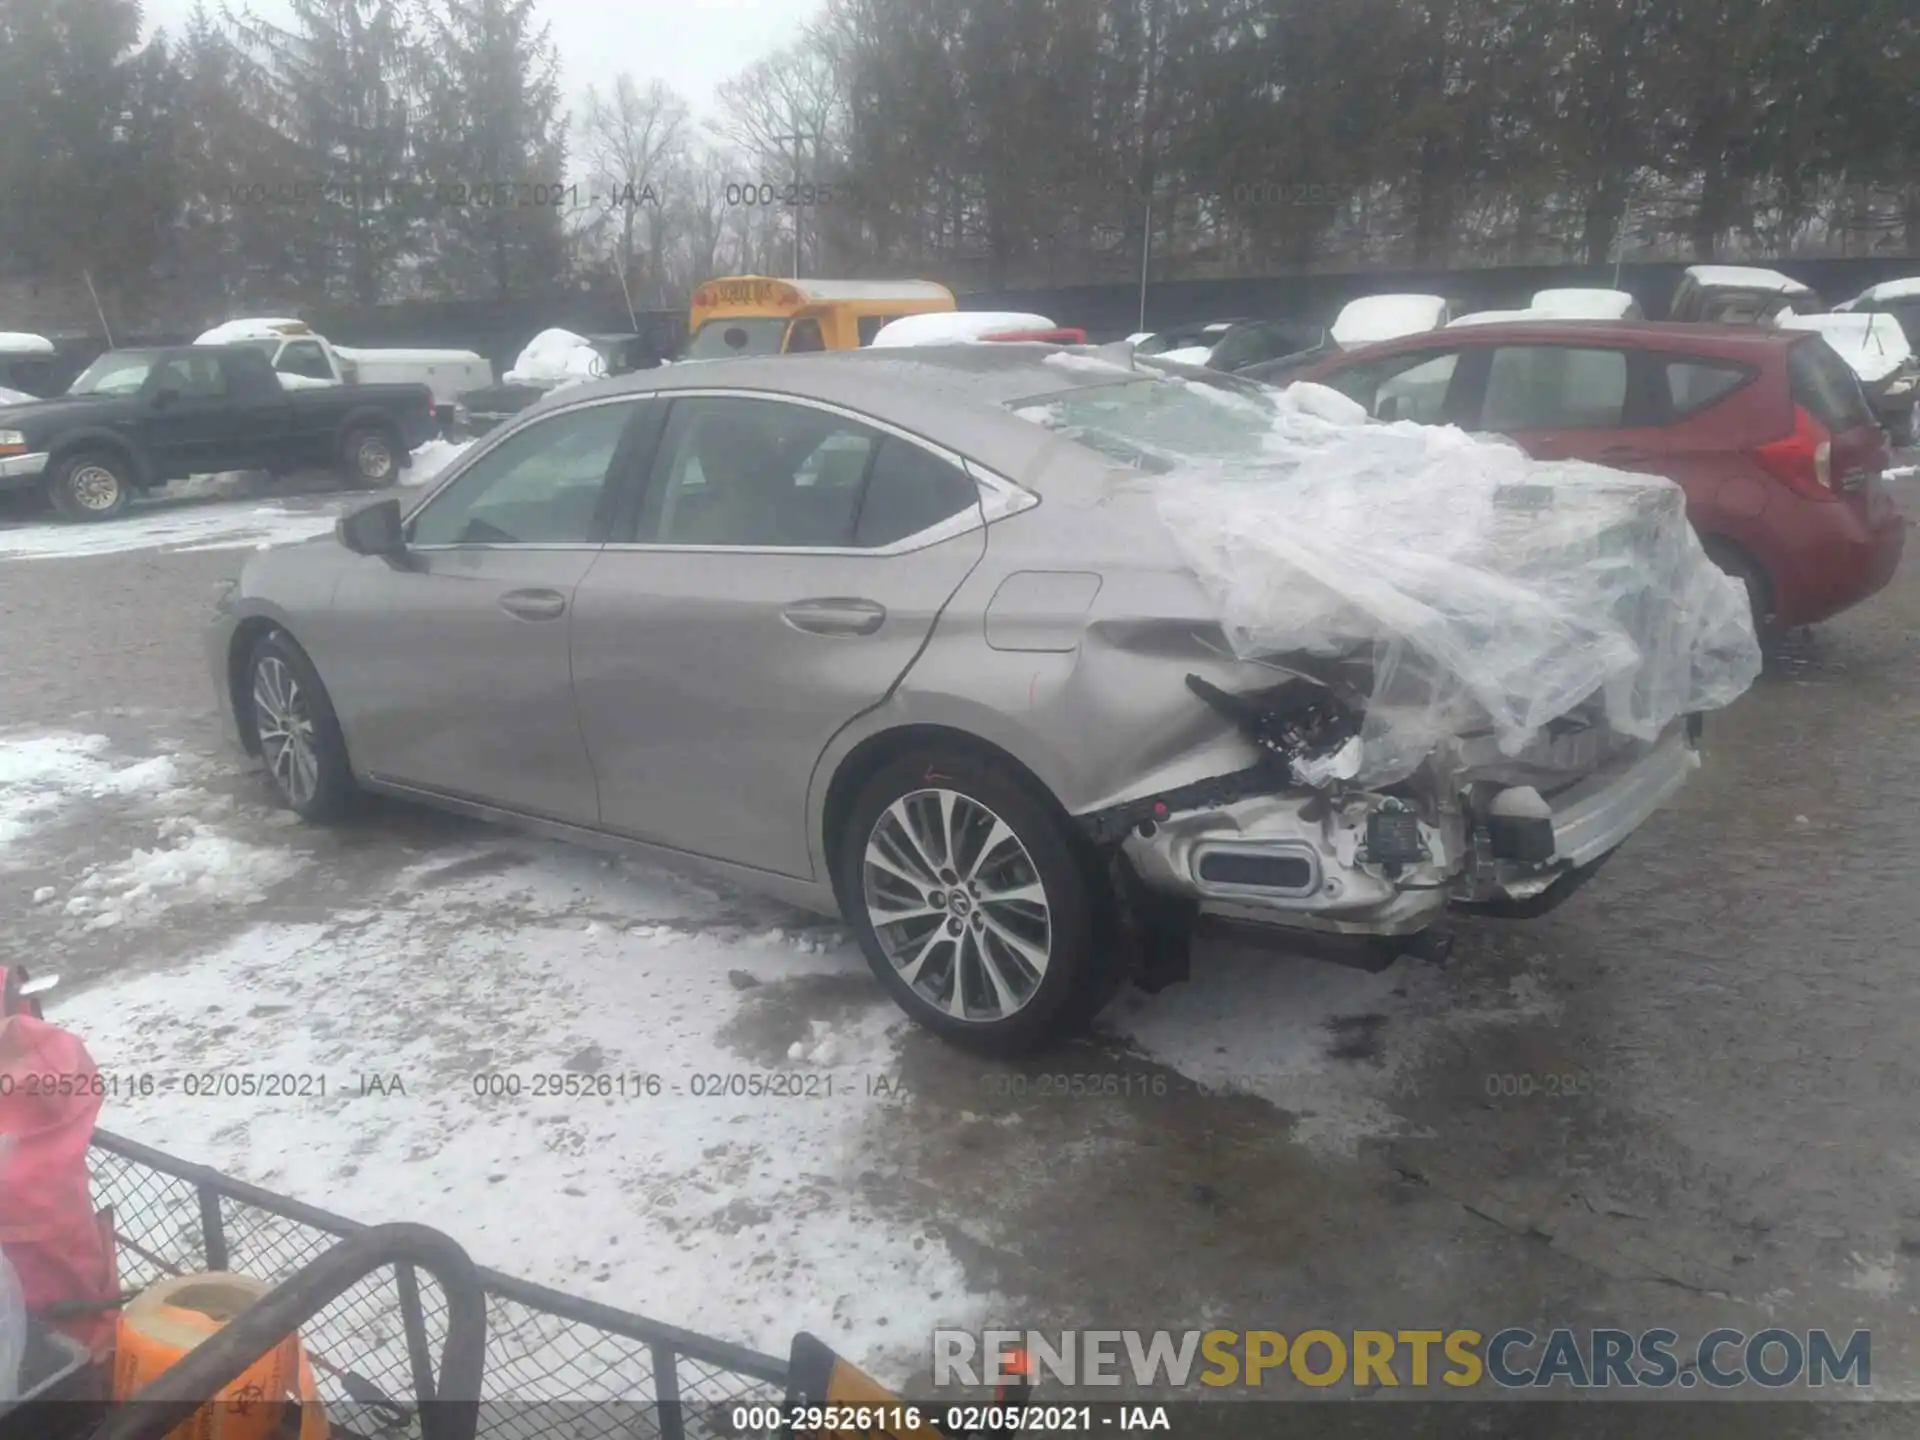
[337,498,407,558]
[151,387,181,411]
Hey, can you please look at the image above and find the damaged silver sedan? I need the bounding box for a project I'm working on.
[208,344,1761,1051]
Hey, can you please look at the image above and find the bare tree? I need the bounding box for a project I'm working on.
[578,73,689,303]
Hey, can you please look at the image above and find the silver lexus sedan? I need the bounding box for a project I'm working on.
[209,345,1705,1052]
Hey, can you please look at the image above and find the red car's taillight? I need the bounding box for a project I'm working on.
[1752,404,1837,501]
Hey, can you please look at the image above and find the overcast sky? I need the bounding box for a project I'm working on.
[142,0,824,124]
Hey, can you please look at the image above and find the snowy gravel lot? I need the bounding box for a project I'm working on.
[3,458,1920,1424]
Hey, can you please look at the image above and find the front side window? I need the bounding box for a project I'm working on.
[1480,346,1628,430]
[634,397,979,548]
[409,401,638,546]
[68,353,155,396]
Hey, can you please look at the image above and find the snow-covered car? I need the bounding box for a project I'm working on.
[1329,294,1451,348]
[0,332,60,399]
[1668,266,1823,325]
[1448,309,1541,328]
[868,312,1061,347]
[1530,288,1643,321]
[1832,277,1920,361]
[1775,312,1920,446]
[1132,319,1331,376]
[451,329,661,437]
[208,344,1758,1050]
[195,318,493,424]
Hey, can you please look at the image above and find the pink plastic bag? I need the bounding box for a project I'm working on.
[0,965,119,1358]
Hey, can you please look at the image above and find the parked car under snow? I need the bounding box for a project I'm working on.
[209,345,1760,1051]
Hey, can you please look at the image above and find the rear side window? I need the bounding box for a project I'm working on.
[1480,346,1627,430]
[1664,359,1752,418]
[853,437,980,546]
[785,318,826,353]
[1788,340,1874,431]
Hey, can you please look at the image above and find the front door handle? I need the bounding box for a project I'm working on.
[498,588,567,621]
[781,597,886,636]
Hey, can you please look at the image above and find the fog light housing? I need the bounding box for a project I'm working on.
[1363,802,1427,867]
[1488,786,1556,863]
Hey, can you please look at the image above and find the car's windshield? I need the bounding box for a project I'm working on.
[1008,373,1287,473]
[683,317,791,359]
[67,353,154,395]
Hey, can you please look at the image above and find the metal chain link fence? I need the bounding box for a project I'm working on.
[89,1131,790,1440]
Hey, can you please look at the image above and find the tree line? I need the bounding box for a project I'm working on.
[0,0,1914,328]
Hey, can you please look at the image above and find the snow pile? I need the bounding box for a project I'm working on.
[407,436,473,483]
[1776,313,1914,384]
[0,386,35,405]
[64,817,306,928]
[1530,287,1639,320]
[869,312,1054,347]
[0,332,55,354]
[1331,294,1449,348]
[503,328,606,385]
[1020,375,1760,786]
[0,734,183,853]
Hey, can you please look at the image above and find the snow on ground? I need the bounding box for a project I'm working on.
[54,822,985,1375]
[0,441,469,561]
[0,731,185,853]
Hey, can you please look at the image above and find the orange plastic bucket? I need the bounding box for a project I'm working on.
[111,1273,326,1440]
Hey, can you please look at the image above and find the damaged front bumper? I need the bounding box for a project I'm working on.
[1087,716,1700,939]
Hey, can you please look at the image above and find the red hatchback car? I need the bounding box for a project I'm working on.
[1253,320,1906,635]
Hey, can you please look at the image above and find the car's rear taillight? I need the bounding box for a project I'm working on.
[1752,404,1837,500]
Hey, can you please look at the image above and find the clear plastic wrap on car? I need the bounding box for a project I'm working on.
[1134,383,1763,787]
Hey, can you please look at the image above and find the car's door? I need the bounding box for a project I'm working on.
[320,395,658,824]
[139,353,239,474]
[569,393,990,878]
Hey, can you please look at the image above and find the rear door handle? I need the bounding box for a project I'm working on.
[498,588,567,621]
[781,597,886,636]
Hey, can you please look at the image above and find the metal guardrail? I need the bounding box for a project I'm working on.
[89,1131,789,1440]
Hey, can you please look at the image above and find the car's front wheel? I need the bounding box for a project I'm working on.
[47,450,133,521]
[839,746,1116,1054]
[247,631,355,821]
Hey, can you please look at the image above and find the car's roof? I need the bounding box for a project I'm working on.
[531,344,1148,488]
[1323,317,1808,357]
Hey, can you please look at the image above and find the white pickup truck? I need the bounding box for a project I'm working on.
[193,318,493,427]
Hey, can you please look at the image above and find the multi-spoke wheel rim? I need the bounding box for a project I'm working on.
[356,436,394,480]
[862,788,1051,1023]
[70,465,122,511]
[253,656,320,806]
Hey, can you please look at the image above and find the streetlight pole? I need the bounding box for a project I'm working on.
[1138,197,1152,333]
[778,115,806,279]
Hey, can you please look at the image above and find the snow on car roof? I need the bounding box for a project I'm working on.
[786,278,955,303]
[1775,312,1915,383]
[0,385,37,404]
[195,317,311,344]
[1682,265,1810,294]
[1448,309,1543,327]
[1847,276,1920,306]
[0,332,56,354]
[1330,294,1449,347]
[1530,288,1639,319]
[870,312,1057,346]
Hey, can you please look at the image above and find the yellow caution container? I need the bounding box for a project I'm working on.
[111,1273,327,1440]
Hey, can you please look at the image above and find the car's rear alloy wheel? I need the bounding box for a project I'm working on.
[247,632,354,821]
[343,426,398,487]
[864,789,1053,1022]
[842,747,1114,1053]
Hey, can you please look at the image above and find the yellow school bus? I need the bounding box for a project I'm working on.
[685,276,956,358]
